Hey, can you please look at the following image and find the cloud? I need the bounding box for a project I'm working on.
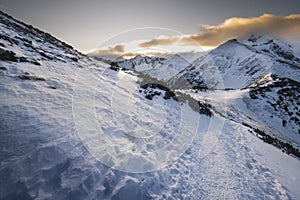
[88,44,125,55]
[139,37,180,48]
[138,14,300,48]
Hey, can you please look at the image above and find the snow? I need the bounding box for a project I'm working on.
[1,11,300,199]
[2,57,299,199]
[73,67,202,173]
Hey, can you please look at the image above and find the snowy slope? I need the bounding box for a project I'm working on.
[244,75,300,143]
[186,79,300,155]
[1,11,300,200]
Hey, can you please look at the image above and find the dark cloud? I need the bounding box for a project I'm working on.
[138,14,300,48]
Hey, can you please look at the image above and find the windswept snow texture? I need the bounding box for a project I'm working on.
[1,11,300,200]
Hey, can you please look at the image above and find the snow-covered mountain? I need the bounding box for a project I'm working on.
[1,10,300,200]
[169,36,300,90]
[110,53,198,82]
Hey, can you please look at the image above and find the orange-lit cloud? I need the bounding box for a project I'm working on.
[139,14,300,48]
[88,44,125,55]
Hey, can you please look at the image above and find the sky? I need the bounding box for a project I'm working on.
[1,0,300,54]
